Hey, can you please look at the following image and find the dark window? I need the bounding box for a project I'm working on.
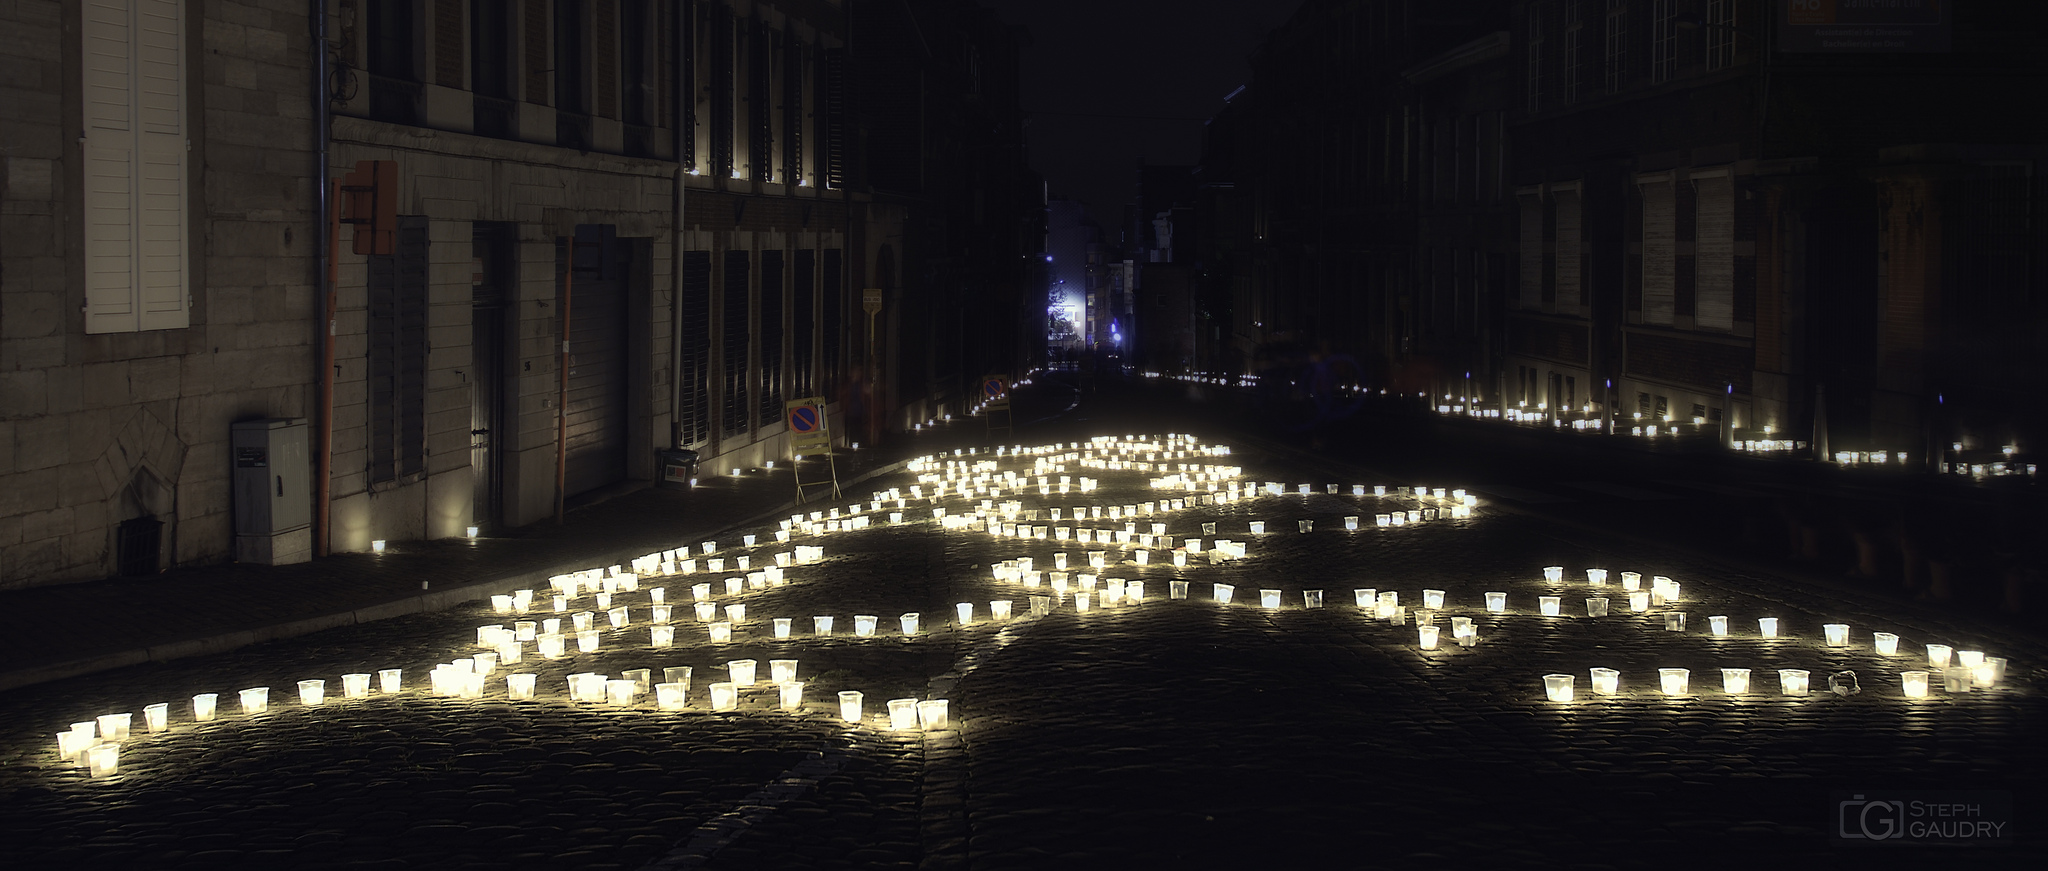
[368,0,421,125]
[368,216,429,483]
[556,0,589,148]
[793,249,816,397]
[473,1,515,136]
[711,5,735,177]
[524,0,550,104]
[622,0,650,127]
[759,250,784,426]
[723,250,751,437]
[367,0,415,80]
[679,251,713,446]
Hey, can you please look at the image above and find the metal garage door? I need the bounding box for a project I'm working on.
[562,226,628,497]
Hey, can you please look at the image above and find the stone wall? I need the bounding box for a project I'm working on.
[0,0,318,589]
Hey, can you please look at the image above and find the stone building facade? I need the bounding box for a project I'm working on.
[0,0,1033,588]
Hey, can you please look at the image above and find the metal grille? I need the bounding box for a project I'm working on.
[758,250,784,427]
[678,251,712,446]
[367,216,429,482]
[722,250,751,437]
[793,249,816,397]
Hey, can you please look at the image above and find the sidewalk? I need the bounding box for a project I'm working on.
[0,383,1071,694]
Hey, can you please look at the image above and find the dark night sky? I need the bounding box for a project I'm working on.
[978,0,1305,230]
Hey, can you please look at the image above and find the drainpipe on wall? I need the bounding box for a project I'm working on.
[312,0,335,557]
[557,237,573,524]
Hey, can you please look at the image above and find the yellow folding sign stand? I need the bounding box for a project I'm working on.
[786,396,841,503]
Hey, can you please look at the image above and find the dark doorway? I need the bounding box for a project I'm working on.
[560,225,630,497]
[471,223,514,531]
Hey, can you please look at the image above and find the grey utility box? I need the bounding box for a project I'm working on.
[231,418,312,565]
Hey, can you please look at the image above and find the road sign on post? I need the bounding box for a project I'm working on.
[785,396,839,502]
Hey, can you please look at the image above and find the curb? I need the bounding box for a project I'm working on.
[0,457,920,694]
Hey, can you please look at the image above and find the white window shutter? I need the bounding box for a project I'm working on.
[1554,187,1582,310]
[1694,174,1734,330]
[81,0,187,334]
[1518,191,1543,309]
[1640,176,1674,326]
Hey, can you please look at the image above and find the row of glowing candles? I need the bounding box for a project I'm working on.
[1543,658,2008,702]
[47,465,948,778]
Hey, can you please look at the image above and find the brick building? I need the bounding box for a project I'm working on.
[0,0,1033,588]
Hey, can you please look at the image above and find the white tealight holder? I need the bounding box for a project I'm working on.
[917,699,951,731]
[1543,674,1575,702]
[379,668,403,693]
[1925,644,1953,668]
[1628,591,1650,612]
[889,698,919,731]
[695,602,718,622]
[1418,625,1440,649]
[1874,632,1899,655]
[1590,667,1620,695]
[296,680,324,706]
[1620,572,1642,591]
[838,690,863,723]
[1422,589,1445,609]
[1901,670,1930,698]
[97,712,133,740]
[1354,589,1377,609]
[239,686,270,715]
[992,600,1013,619]
[1664,612,1687,631]
[1213,583,1235,605]
[708,622,733,643]
[727,659,757,687]
[1758,617,1780,638]
[1586,568,1608,585]
[143,703,169,733]
[1823,624,1849,647]
[1542,566,1563,582]
[87,743,120,778]
[813,616,835,636]
[1779,669,1811,696]
[655,682,685,710]
[1721,668,1751,694]
[1539,596,1561,617]
[1170,580,1189,599]
[725,603,747,622]
[853,615,878,637]
[1260,589,1282,609]
[1706,615,1728,636]
[780,681,805,710]
[1302,590,1323,609]
[1484,592,1506,613]
[1586,597,1609,617]
[711,681,739,712]
[576,629,600,653]
[1658,668,1690,695]
[537,633,566,659]
[605,679,637,706]
[692,582,712,601]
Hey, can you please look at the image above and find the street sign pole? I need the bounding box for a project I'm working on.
[864,288,883,449]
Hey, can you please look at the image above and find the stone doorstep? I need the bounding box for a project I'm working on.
[0,457,919,694]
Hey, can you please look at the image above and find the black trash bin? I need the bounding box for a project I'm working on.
[658,448,700,489]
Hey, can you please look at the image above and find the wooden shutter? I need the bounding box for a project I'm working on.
[84,0,188,334]
[722,250,751,436]
[1693,173,1734,330]
[758,250,784,427]
[678,251,713,446]
[1517,190,1542,309]
[524,0,550,105]
[822,48,845,188]
[1640,175,1675,325]
[1554,186,1581,310]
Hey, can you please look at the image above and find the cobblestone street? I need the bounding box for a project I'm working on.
[2,398,2040,868]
